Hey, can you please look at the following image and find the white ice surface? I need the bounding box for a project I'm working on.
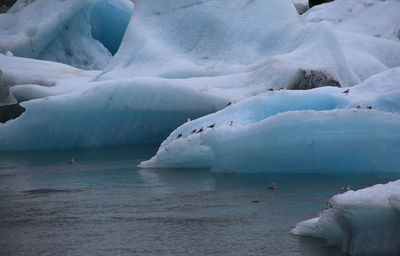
[292,180,400,255]
[303,0,400,42]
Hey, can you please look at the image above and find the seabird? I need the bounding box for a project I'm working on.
[230,121,234,126]
[251,200,260,203]
[268,88,274,91]
[227,102,232,106]
[68,158,74,165]
[356,104,362,109]
[367,105,373,109]
[268,183,276,190]
[208,123,215,128]
[177,133,183,139]
[165,146,169,151]
[191,129,197,134]
[197,128,204,133]
[186,118,191,123]
[341,185,351,192]
[343,89,350,94]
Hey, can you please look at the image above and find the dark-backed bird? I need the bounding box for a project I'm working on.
[341,185,351,192]
[268,183,276,190]
[197,128,203,133]
[191,129,197,134]
[343,89,350,94]
[356,104,362,109]
[177,133,183,139]
[208,123,215,128]
[227,102,232,106]
[268,88,274,91]
[230,121,234,126]
[367,105,373,109]
[68,158,74,165]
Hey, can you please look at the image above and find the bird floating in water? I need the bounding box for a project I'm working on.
[341,185,351,192]
[343,89,350,94]
[208,123,215,128]
[191,129,197,134]
[197,128,204,133]
[227,102,232,106]
[367,105,373,109]
[177,133,183,139]
[268,183,276,190]
[68,158,74,165]
[230,121,234,127]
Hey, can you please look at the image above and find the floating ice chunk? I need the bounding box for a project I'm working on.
[292,180,400,255]
[139,68,400,172]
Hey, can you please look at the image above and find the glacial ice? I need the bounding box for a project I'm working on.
[0,0,133,70]
[303,0,400,42]
[139,68,400,172]
[292,180,400,255]
[0,0,400,152]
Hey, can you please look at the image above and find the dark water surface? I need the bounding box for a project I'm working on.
[1,145,399,256]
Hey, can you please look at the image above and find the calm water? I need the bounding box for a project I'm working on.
[1,145,399,256]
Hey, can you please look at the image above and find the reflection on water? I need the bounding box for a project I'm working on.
[1,145,399,256]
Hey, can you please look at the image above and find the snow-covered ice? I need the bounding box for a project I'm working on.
[292,180,400,255]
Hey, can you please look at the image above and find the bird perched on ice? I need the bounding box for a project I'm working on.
[230,121,234,126]
[177,133,183,139]
[186,118,191,123]
[356,104,362,109]
[226,102,232,106]
[268,183,276,190]
[197,128,204,133]
[68,158,74,165]
[367,106,374,109]
[343,89,350,94]
[268,88,274,91]
[341,185,351,192]
[191,129,197,134]
[208,123,215,128]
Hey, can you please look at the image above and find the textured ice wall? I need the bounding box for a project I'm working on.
[292,180,400,255]
[0,0,133,70]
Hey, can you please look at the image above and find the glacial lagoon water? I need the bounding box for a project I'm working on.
[1,145,399,256]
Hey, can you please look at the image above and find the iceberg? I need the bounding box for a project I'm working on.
[0,0,400,151]
[139,68,400,172]
[0,0,133,70]
[292,180,400,255]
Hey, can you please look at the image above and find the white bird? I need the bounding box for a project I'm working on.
[68,158,74,165]
[268,183,276,190]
